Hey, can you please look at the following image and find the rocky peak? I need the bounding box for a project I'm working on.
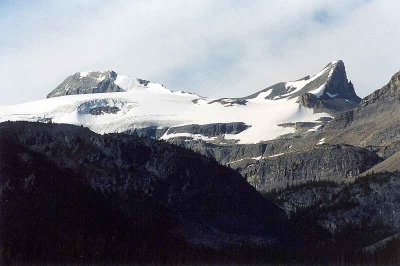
[47,70,154,98]
[47,70,122,98]
[243,61,361,106]
[289,61,360,115]
[320,60,360,102]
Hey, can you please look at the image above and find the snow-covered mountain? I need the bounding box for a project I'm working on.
[0,60,360,144]
[46,70,171,98]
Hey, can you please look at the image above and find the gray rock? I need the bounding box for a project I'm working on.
[323,70,400,169]
[233,144,380,191]
[166,122,250,137]
[123,126,168,139]
[47,71,124,98]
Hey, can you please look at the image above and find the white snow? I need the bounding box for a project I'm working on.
[96,74,106,82]
[0,66,339,144]
[114,75,140,91]
[0,88,332,144]
[281,61,341,99]
[250,90,273,102]
[79,71,92,78]
[229,155,264,164]
[268,153,285,158]
[114,74,172,94]
[309,84,326,98]
[161,132,217,142]
[317,138,326,145]
[283,79,311,97]
[308,124,322,132]
[280,63,334,98]
[326,92,338,98]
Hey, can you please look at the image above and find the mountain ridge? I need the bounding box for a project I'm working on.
[1,60,382,191]
[1,60,360,145]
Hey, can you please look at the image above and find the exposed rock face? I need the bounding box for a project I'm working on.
[296,93,323,109]
[166,135,380,191]
[291,61,360,115]
[165,122,250,137]
[287,61,359,101]
[319,61,359,102]
[46,71,156,98]
[274,173,400,236]
[360,70,400,106]
[0,121,287,248]
[47,71,124,98]
[272,181,342,216]
[231,144,380,191]
[123,126,168,139]
[89,106,120,115]
[324,70,400,159]
[277,121,323,133]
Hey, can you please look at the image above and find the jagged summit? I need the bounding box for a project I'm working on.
[212,60,361,115]
[292,60,360,115]
[47,70,167,98]
[262,60,359,101]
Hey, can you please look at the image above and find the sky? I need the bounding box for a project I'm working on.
[0,0,399,105]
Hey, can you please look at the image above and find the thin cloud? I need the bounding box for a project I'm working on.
[1,0,398,105]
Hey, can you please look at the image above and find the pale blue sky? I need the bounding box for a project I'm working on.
[1,0,399,105]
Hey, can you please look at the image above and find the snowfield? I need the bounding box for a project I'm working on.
[0,85,330,144]
[0,62,350,144]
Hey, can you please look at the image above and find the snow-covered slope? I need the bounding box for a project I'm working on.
[0,61,360,144]
[0,88,329,144]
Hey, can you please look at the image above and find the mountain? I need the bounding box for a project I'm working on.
[46,70,169,98]
[3,62,400,264]
[214,60,360,116]
[0,60,366,191]
[0,60,359,145]
[177,68,400,190]
[1,122,398,264]
[324,70,400,147]
[320,70,400,173]
[0,60,369,191]
[0,121,290,264]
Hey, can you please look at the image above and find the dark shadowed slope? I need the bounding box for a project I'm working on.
[0,121,290,264]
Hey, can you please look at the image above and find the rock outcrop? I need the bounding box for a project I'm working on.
[232,144,380,191]
[47,71,154,98]
[165,122,250,137]
[47,71,123,98]
[323,70,400,163]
